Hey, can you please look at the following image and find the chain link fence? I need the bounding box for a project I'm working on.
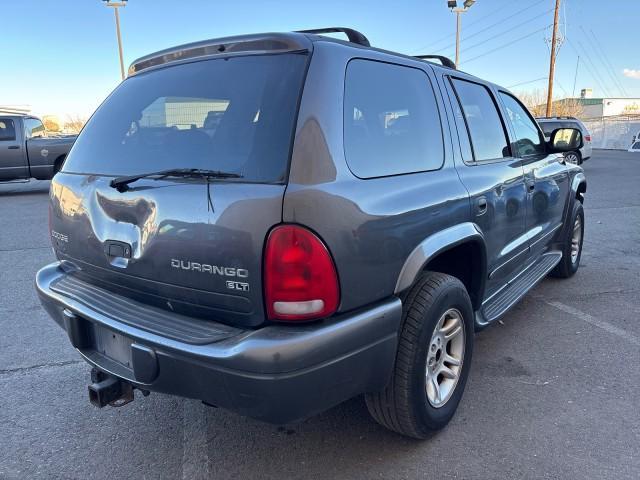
[582,115,640,150]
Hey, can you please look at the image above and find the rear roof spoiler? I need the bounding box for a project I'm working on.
[128,33,313,76]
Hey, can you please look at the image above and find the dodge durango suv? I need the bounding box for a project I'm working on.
[36,28,587,438]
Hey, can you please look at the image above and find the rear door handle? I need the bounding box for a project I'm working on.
[8,145,20,150]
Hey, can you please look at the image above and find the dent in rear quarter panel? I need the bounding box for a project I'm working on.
[283,43,470,312]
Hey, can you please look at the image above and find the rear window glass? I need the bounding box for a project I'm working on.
[343,59,444,178]
[0,119,16,141]
[63,53,308,182]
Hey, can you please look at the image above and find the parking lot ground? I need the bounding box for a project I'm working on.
[1,150,639,479]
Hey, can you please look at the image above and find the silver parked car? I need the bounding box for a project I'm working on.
[537,117,593,165]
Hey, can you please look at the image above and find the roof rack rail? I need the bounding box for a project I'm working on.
[296,28,370,47]
[413,55,456,69]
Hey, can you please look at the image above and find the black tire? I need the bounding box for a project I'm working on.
[365,272,474,439]
[564,151,582,165]
[550,201,584,278]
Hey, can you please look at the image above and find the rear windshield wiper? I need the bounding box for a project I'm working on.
[109,168,243,192]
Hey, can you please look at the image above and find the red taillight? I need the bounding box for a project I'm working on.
[585,135,591,142]
[264,225,339,321]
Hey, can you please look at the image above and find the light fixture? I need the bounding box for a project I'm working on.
[448,1,458,9]
[463,0,475,8]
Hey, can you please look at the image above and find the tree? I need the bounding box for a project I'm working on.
[516,89,584,118]
[63,115,87,134]
[42,115,62,132]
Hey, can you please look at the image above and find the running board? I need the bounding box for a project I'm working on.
[476,252,562,328]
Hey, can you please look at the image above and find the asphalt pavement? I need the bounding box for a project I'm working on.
[1,150,639,479]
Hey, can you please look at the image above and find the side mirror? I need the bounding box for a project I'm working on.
[548,128,583,153]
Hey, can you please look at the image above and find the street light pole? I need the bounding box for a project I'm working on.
[455,9,462,67]
[102,1,127,81]
[546,0,561,117]
[448,1,476,68]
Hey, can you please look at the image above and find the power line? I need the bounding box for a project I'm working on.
[435,8,553,56]
[411,0,513,52]
[507,77,549,89]
[460,25,551,65]
[565,38,612,97]
[411,0,546,53]
[586,28,629,97]
[580,26,624,96]
[576,39,613,97]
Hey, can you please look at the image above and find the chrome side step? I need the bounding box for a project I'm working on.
[475,252,562,329]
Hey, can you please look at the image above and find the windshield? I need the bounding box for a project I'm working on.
[63,53,308,182]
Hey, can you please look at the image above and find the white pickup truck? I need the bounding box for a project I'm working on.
[0,113,76,181]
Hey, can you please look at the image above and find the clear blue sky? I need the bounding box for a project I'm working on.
[2,0,638,119]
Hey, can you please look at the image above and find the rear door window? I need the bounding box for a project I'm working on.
[0,119,16,141]
[450,78,510,162]
[343,59,444,178]
[62,53,308,183]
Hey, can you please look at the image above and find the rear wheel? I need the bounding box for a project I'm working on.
[551,201,584,278]
[365,272,474,438]
[564,151,581,165]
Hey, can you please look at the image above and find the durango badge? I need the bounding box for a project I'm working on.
[170,259,249,278]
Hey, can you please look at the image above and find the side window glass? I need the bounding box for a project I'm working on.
[540,122,558,138]
[0,119,16,141]
[24,118,46,139]
[451,79,510,162]
[499,92,545,156]
[450,94,474,163]
[344,59,444,178]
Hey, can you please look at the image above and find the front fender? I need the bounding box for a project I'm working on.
[394,222,487,295]
[571,171,587,197]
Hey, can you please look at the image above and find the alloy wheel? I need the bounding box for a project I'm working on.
[425,308,465,408]
[565,152,580,165]
[571,215,582,263]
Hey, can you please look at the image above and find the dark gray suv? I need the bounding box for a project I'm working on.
[36,28,587,438]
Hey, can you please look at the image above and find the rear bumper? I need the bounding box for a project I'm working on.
[36,262,402,423]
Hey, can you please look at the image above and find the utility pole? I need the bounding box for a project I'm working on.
[546,0,561,116]
[448,0,476,68]
[102,0,128,81]
[455,9,462,67]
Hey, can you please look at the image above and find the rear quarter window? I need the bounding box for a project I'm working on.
[0,119,16,141]
[343,59,444,178]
